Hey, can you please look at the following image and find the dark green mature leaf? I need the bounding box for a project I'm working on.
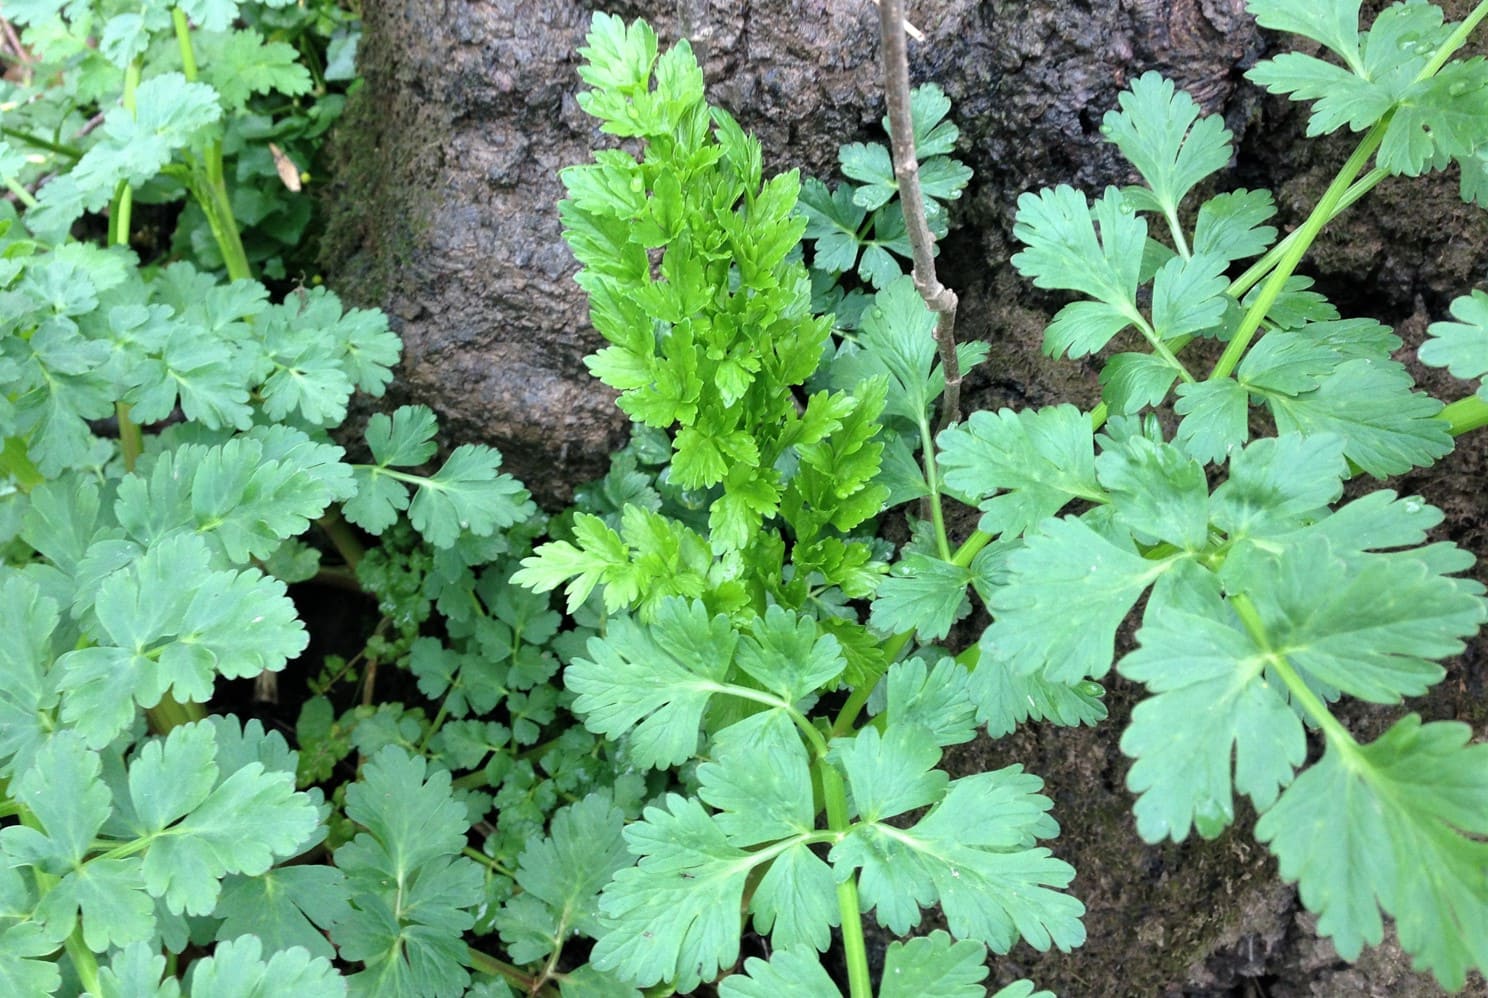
[1256,716,1488,991]
[97,941,175,998]
[869,553,972,642]
[590,795,753,991]
[567,598,736,769]
[1011,186,1145,358]
[1247,2,1488,177]
[718,949,841,998]
[334,747,485,998]
[1222,535,1484,704]
[1,733,152,952]
[1096,433,1210,549]
[66,74,221,210]
[831,739,1084,954]
[1262,358,1452,476]
[970,634,1107,738]
[0,572,60,779]
[1103,71,1233,219]
[877,657,979,747]
[58,534,306,747]
[199,29,314,111]
[1120,594,1306,842]
[880,932,989,998]
[185,935,345,996]
[982,517,1172,683]
[1421,289,1488,401]
[799,177,866,276]
[938,404,1103,538]
[736,606,846,702]
[1209,433,1348,539]
[215,865,351,961]
[346,405,534,547]
[114,431,354,565]
[1192,189,1277,262]
[1100,352,1181,415]
[125,721,320,916]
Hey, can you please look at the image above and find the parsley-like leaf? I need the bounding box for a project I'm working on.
[1421,289,1488,401]
[1255,716,1488,991]
[937,404,1103,538]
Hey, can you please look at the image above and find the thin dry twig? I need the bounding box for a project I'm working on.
[877,0,962,428]
[866,0,924,41]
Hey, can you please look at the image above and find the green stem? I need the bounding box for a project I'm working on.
[919,417,951,561]
[1210,120,1387,381]
[1420,1,1488,80]
[109,59,142,247]
[3,174,38,208]
[820,763,871,998]
[146,692,204,733]
[317,510,366,571]
[1229,593,1362,762]
[172,8,199,80]
[0,126,83,159]
[830,627,913,740]
[465,946,538,992]
[116,402,143,473]
[1440,394,1488,436]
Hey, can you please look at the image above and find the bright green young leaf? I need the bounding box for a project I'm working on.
[1102,71,1233,219]
[879,931,989,998]
[1010,186,1146,358]
[1421,289,1488,400]
[567,598,736,769]
[346,406,533,547]
[1255,716,1488,991]
[982,516,1171,683]
[185,935,345,997]
[937,404,1103,538]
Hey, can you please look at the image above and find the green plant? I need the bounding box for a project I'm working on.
[0,0,358,282]
[512,2,1488,994]
[7,0,1488,995]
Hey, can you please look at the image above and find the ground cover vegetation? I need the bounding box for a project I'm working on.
[2,0,1487,994]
